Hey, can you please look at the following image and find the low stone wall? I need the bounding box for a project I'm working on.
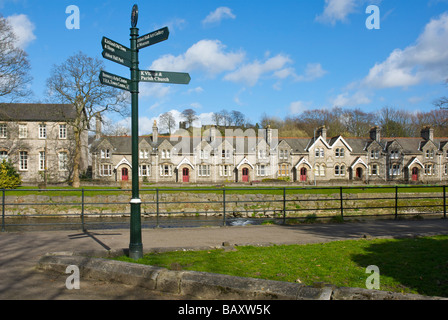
[2,190,443,219]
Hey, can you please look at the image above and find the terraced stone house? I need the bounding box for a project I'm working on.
[90,121,448,185]
[0,103,89,184]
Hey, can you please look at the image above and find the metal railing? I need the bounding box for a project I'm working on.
[1,185,447,232]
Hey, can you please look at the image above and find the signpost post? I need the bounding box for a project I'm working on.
[100,4,190,260]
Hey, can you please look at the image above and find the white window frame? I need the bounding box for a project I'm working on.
[257,164,267,176]
[39,124,47,139]
[100,164,112,176]
[19,124,27,139]
[39,151,46,171]
[220,165,232,177]
[0,151,7,162]
[424,164,433,176]
[140,149,149,159]
[59,124,67,139]
[390,164,401,176]
[139,164,150,177]
[160,164,172,177]
[370,164,378,176]
[101,149,110,159]
[19,151,28,171]
[198,165,210,177]
[278,164,289,177]
[58,152,68,171]
[0,124,7,138]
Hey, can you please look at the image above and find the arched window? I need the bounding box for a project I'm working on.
[335,165,340,176]
[320,165,325,176]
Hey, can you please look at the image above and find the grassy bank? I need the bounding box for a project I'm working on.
[4,184,445,197]
[115,235,448,298]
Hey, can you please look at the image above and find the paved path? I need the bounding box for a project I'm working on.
[1,219,448,300]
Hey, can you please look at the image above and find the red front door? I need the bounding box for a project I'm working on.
[122,168,129,181]
[242,168,249,182]
[182,168,189,183]
[300,168,307,182]
[412,167,418,181]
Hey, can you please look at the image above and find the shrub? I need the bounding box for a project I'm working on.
[0,160,22,189]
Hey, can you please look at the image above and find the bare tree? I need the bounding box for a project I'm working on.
[0,16,32,101]
[181,108,198,129]
[231,110,246,127]
[342,108,375,137]
[212,112,223,126]
[159,111,176,134]
[46,51,128,187]
[433,79,448,110]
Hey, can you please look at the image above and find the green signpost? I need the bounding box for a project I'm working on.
[100,4,191,260]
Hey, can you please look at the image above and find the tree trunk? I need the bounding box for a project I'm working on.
[72,128,82,188]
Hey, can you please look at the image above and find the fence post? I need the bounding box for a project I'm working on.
[81,188,86,232]
[443,186,446,219]
[283,187,286,225]
[2,189,5,232]
[156,188,159,228]
[339,187,344,219]
[395,186,399,220]
[223,188,226,227]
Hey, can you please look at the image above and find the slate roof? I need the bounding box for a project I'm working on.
[91,132,448,156]
[0,103,77,122]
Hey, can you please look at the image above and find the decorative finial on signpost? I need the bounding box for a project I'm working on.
[131,4,138,28]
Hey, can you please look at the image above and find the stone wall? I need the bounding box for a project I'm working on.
[2,190,444,219]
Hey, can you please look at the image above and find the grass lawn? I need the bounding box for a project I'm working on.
[115,235,448,298]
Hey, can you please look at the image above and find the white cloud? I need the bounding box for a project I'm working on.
[150,39,245,76]
[315,0,359,25]
[362,12,448,89]
[139,83,172,99]
[296,63,328,82]
[224,54,293,86]
[202,7,236,25]
[332,91,372,107]
[6,14,36,49]
[289,101,312,114]
[187,87,204,94]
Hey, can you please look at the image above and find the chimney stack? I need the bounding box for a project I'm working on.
[95,114,102,140]
[317,126,327,141]
[152,120,158,144]
[421,126,434,141]
[369,126,381,142]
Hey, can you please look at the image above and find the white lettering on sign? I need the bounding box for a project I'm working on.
[103,52,125,64]
[137,30,164,44]
[101,73,130,90]
[140,71,170,83]
[103,38,128,53]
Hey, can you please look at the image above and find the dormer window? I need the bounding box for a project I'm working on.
[335,148,345,158]
[425,150,434,159]
[390,150,399,159]
[370,150,379,159]
[140,149,149,159]
[101,149,110,159]
[162,149,171,159]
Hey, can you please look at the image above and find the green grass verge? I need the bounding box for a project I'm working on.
[114,235,448,298]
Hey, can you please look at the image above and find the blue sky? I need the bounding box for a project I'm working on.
[2,0,448,134]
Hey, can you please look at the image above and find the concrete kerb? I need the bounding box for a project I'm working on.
[36,250,445,301]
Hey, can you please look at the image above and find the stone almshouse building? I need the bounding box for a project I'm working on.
[0,104,88,184]
[91,120,448,185]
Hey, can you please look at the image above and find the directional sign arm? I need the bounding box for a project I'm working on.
[99,71,131,91]
[137,27,169,50]
[139,70,191,85]
[102,37,131,61]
